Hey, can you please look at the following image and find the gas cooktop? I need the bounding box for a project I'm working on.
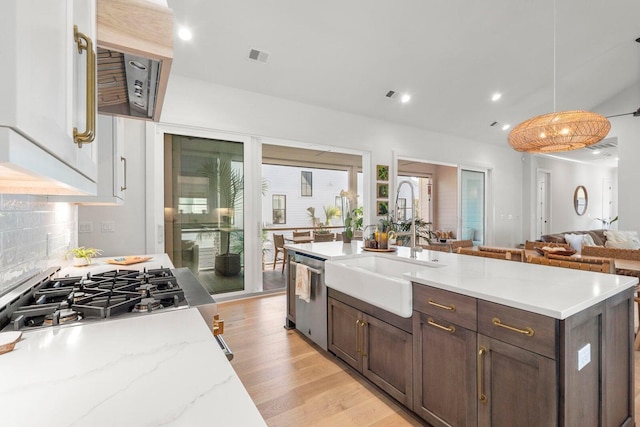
[0,266,187,332]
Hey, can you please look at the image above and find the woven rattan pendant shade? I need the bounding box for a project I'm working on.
[508,110,611,153]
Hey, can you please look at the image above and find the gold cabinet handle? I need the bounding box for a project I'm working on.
[73,25,96,147]
[355,319,361,355]
[120,156,127,191]
[478,346,487,403]
[360,320,367,357]
[492,317,535,337]
[427,317,456,333]
[428,298,456,312]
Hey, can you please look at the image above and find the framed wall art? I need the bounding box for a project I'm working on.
[376,183,389,199]
[376,164,389,181]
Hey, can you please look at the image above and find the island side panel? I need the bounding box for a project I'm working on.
[604,288,634,427]
[559,288,634,427]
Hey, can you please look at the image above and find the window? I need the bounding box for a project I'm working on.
[272,195,286,224]
[397,198,407,221]
[301,171,312,196]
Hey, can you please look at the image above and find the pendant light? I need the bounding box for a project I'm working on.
[507,0,611,153]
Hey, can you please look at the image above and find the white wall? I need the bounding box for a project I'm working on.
[78,119,147,256]
[160,75,524,246]
[531,156,617,236]
[594,82,640,233]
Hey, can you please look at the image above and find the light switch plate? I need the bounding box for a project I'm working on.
[578,343,591,371]
[79,221,93,233]
[101,221,115,233]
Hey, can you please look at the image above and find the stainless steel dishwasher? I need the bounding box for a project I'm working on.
[291,252,327,351]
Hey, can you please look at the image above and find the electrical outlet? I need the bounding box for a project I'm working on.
[101,221,115,233]
[79,221,93,233]
[578,343,591,371]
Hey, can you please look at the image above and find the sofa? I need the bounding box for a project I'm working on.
[540,229,608,247]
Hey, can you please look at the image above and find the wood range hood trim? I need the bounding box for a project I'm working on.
[96,0,173,122]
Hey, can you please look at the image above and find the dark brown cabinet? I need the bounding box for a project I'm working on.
[413,283,634,427]
[328,295,413,406]
[413,311,477,426]
[413,284,478,426]
[477,334,556,426]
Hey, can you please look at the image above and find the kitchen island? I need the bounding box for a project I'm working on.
[0,253,266,427]
[286,242,637,426]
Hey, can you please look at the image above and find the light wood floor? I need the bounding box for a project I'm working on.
[219,292,640,426]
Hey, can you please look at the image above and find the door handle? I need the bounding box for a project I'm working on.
[73,25,96,147]
[120,156,127,191]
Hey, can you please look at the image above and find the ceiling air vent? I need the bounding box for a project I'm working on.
[385,90,398,99]
[248,48,270,63]
[584,138,618,151]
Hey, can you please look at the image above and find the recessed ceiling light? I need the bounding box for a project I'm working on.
[178,27,192,41]
[400,94,411,103]
[491,93,502,102]
[592,150,601,155]
[502,124,510,131]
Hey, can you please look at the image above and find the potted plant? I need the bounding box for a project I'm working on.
[343,206,363,243]
[200,158,244,277]
[65,247,102,267]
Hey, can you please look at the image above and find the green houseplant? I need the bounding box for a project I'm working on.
[65,247,102,266]
[343,206,363,243]
[199,158,244,276]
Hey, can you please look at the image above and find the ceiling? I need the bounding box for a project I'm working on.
[167,0,640,164]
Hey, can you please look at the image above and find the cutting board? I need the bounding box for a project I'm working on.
[106,256,153,265]
[0,331,22,355]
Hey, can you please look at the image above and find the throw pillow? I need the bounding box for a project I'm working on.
[564,234,585,253]
[582,234,596,247]
[604,230,640,249]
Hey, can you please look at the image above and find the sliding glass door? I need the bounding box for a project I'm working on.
[460,169,485,245]
[164,135,245,295]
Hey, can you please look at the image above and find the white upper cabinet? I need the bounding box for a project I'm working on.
[0,0,98,195]
[52,114,126,205]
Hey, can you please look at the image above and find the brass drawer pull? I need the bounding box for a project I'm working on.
[355,319,361,354]
[478,346,487,402]
[492,317,535,337]
[73,25,96,147]
[359,320,367,357]
[427,317,456,333]
[428,298,456,312]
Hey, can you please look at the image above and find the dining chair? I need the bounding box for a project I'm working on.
[450,239,474,250]
[293,231,311,238]
[527,254,614,273]
[458,246,525,262]
[272,234,286,273]
[313,233,334,242]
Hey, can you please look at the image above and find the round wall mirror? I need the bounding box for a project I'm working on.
[574,186,588,216]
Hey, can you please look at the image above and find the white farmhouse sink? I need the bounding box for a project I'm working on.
[325,254,444,318]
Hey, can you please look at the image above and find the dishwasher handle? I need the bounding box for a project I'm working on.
[290,261,323,275]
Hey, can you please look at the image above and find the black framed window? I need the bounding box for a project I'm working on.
[301,171,313,197]
[272,195,286,224]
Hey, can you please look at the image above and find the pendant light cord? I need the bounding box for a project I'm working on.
[553,0,557,112]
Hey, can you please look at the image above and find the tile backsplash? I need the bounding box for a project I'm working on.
[0,195,77,295]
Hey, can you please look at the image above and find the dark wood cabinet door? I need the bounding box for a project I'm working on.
[328,298,361,370]
[477,334,556,427]
[413,312,477,427]
[285,252,296,328]
[362,313,413,407]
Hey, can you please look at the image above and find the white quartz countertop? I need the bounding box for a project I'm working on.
[57,253,175,277]
[0,308,266,427]
[291,243,638,319]
[284,240,363,259]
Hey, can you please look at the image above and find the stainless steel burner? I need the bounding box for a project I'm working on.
[135,284,157,296]
[132,298,163,313]
[43,309,80,326]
